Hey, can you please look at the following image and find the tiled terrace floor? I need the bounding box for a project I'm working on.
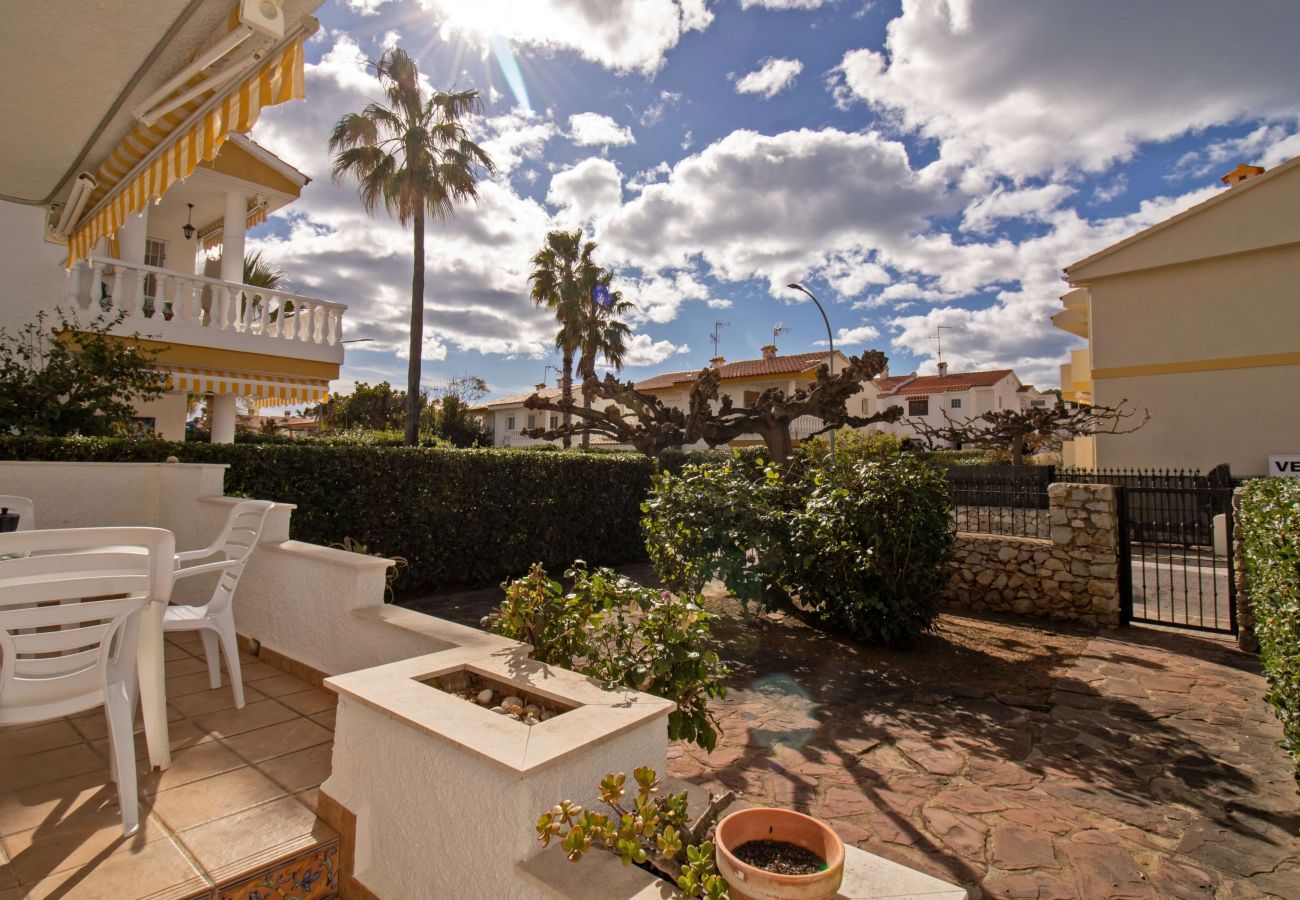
[670,623,1300,899]
[0,631,338,899]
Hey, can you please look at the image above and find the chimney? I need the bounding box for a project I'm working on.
[937,361,949,377]
[710,356,726,369]
[760,344,778,360]
[1221,163,1265,188]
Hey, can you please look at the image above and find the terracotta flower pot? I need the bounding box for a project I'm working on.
[714,808,845,900]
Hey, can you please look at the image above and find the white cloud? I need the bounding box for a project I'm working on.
[814,324,880,347]
[568,112,636,147]
[642,90,683,126]
[417,0,713,76]
[706,299,733,309]
[831,0,1300,179]
[596,128,954,292]
[960,184,1074,234]
[733,58,804,99]
[619,333,691,367]
[618,271,713,325]
[479,109,559,174]
[740,0,832,8]
[1169,122,1300,180]
[547,158,624,223]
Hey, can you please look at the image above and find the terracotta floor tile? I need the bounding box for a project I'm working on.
[237,661,286,683]
[149,766,288,832]
[0,744,105,794]
[0,721,85,761]
[177,795,330,879]
[163,644,195,664]
[165,671,229,699]
[191,699,297,740]
[247,673,314,698]
[0,773,120,838]
[137,742,246,796]
[10,836,209,900]
[1,811,166,885]
[278,688,336,717]
[255,744,334,795]
[168,684,264,719]
[295,787,319,811]
[165,655,211,679]
[308,709,337,731]
[220,719,332,765]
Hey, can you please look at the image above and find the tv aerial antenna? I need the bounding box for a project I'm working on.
[772,321,791,345]
[930,324,960,364]
[709,320,729,357]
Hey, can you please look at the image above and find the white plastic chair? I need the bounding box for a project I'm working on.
[0,495,35,531]
[0,527,176,837]
[167,500,274,709]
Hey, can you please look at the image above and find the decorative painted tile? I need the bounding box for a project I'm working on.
[217,841,338,900]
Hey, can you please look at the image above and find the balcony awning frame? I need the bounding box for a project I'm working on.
[67,16,317,266]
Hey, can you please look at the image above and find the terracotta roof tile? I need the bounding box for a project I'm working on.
[886,369,1014,396]
[478,386,564,408]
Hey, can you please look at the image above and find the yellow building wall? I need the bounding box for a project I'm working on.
[1084,242,1300,475]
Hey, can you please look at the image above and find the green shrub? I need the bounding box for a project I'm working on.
[641,452,796,608]
[0,436,653,594]
[919,448,1008,467]
[1239,478,1300,785]
[643,452,953,647]
[786,456,953,646]
[485,563,727,750]
[798,428,903,470]
[656,446,767,476]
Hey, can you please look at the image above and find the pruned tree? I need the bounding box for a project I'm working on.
[907,401,1150,465]
[522,350,903,462]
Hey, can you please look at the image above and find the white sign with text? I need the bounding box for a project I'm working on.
[1268,455,1300,477]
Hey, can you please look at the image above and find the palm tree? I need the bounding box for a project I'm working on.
[329,48,495,445]
[528,230,597,448]
[243,251,285,289]
[575,271,633,447]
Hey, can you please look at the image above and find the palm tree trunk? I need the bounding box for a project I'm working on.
[561,349,573,450]
[579,356,592,448]
[406,210,425,446]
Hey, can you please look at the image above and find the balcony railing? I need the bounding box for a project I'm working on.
[63,256,346,357]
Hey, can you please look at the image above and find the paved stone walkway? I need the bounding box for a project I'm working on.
[669,625,1300,899]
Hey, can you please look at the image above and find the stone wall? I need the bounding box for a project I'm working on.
[944,483,1121,627]
[953,505,1050,539]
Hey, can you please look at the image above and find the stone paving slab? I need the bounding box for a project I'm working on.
[670,625,1300,899]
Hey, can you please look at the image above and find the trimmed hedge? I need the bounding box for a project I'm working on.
[1239,478,1300,786]
[0,436,654,594]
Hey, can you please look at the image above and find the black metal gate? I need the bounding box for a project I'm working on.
[1114,482,1237,634]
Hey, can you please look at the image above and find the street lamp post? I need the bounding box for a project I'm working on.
[787,282,836,473]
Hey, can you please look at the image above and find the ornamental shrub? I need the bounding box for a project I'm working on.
[485,563,728,751]
[1238,478,1300,785]
[0,436,652,594]
[643,453,953,646]
[641,452,797,608]
[786,456,953,646]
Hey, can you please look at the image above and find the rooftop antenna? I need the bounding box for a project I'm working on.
[772,321,791,345]
[930,324,959,364]
[709,320,729,358]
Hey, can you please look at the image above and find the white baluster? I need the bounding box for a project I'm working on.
[296,300,312,341]
[216,287,230,330]
[327,309,340,346]
[282,297,296,341]
[268,293,284,338]
[132,269,148,317]
[312,304,324,344]
[111,267,129,316]
[89,263,106,311]
[64,265,85,310]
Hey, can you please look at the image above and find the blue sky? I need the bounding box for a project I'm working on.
[246,0,1300,407]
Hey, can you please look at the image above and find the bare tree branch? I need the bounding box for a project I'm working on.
[907,400,1150,465]
[521,351,904,461]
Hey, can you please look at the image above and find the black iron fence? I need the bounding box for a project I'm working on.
[947,467,1051,538]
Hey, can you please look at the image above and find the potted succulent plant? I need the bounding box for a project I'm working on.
[714,808,844,900]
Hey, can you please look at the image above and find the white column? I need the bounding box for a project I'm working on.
[118,207,148,263]
[210,393,237,444]
[220,190,247,284]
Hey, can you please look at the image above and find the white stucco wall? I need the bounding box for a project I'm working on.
[324,696,668,900]
[0,199,68,335]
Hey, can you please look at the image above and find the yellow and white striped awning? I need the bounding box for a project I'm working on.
[67,20,309,265]
[161,366,328,407]
[199,200,269,252]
